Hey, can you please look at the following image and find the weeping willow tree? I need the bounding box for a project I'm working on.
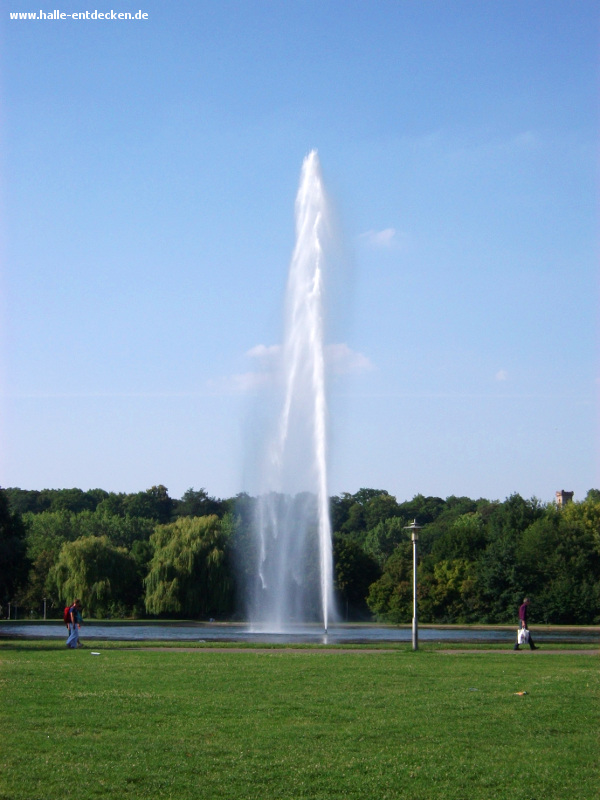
[50,535,140,617]
[144,514,235,618]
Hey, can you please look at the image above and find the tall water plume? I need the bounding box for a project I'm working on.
[248,150,336,632]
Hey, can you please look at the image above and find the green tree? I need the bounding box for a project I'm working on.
[96,493,128,517]
[123,485,175,523]
[144,515,234,618]
[24,510,85,562]
[175,488,225,518]
[340,503,367,536]
[48,488,107,514]
[0,490,29,610]
[50,535,140,617]
[444,496,479,515]
[363,493,402,530]
[4,488,52,515]
[518,503,600,623]
[330,493,354,532]
[432,512,486,562]
[20,509,156,615]
[97,486,175,522]
[333,535,380,619]
[74,510,156,550]
[487,493,544,539]
[419,559,481,623]
[5,487,108,515]
[336,489,394,537]
[398,494,446,525]
[363,517,408,568]
[131,539,154,582]
[21,510,81,616]
[477,494,545,622]
[352,488,390,506]
[20,549,60,617]
[366,543,413,623]
[418,498,479,556]
[561,498,600,556]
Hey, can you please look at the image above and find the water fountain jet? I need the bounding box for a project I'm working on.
[248,151,336,633]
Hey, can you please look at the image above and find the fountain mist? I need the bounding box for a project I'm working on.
[249,151,336,632]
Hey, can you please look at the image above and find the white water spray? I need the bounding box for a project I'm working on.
[249,151,336,632]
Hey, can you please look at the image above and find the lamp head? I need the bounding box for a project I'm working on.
[404,518,422,541]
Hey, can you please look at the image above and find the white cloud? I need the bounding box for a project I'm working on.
[230,372,272,393]
[206,371,272,395]
[246,344,281,364]
[495,369,509,381]
[209,342,374,395]
[326,343,374,375]
[247,341,373,376]
[359,228,398,248]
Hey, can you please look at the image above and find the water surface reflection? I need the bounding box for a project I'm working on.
[0,622,597,644]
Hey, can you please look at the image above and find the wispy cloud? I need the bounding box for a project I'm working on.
[246,344,281,371]
[246,342,373,375]
[211,342,374,395]
[359,228,398,248]
[206,371,272,395]
[326,343,374,375]
[1,390,216,399]
[449,130,540,168]
[246,344,281,365]
[495,369,509,382]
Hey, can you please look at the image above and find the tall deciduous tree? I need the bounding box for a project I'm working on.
[419,558,481,623]
[175,488,225,518]
[366,542,413,623]
[362,518,407,568]
[50,535,140,617]
[0,489,29,609]
[561,498,600,557]
[431,512,487,562]
[333,534,380,618]
[123,485,175,523]
[144,515,234,618]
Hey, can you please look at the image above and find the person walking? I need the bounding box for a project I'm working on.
[513,597,539,650]
[66,599,83,648]
[65,601,73,636]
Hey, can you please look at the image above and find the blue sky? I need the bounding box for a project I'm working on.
[1,0,598,504]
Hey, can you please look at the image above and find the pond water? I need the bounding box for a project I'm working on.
[0,621,597,645]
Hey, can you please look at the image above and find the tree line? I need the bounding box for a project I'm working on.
[1,485,599,625]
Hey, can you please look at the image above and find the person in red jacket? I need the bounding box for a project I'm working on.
[513,597,539,650]
[66,599,83,648]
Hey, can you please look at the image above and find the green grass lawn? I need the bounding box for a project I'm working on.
[1,643,598,799]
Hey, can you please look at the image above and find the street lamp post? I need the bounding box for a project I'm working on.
[404,519,422,651]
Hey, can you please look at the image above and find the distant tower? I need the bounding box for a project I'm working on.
[555,490,574,507]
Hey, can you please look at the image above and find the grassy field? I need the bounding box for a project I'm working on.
[1,642,598,800]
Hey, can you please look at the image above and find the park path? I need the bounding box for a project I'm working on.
[438,649,598,655]
[129,647,599,656]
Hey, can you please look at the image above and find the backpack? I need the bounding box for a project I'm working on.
[63,606,72,624]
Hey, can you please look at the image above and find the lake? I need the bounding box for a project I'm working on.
[0,621,597,645]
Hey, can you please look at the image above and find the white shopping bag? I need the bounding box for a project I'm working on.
[518,628,530,645]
